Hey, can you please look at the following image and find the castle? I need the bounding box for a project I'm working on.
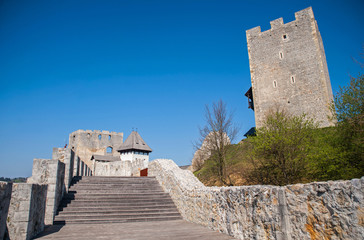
[68,129,152,176]
[245,7,335,128]
[2,7,363,240]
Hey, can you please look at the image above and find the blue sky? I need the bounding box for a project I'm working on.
[0,0,363,178]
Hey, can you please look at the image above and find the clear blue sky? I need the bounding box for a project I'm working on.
[0,0,363,178]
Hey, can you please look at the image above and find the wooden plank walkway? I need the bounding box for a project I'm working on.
[34,220,236,239]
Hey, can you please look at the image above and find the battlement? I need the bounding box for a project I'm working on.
[71,129,123,136]
[69,130,124,147]
[246,7,314,37]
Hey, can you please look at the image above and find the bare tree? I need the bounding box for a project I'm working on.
[195,99,239,185]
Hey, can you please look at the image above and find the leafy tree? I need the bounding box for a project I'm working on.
[196,99,239,185]
[247,109,317,185]
[306,127,350,181]
[333,74,364,178]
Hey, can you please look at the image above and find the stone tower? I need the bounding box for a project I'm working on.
[68,129,123,167]
[246,7,335,128]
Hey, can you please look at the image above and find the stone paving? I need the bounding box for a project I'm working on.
[34,220,236,239]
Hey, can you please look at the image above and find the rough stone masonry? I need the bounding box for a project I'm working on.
[150,159,364,240]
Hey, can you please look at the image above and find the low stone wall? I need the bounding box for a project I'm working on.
[94,161,124,176]
[0,181,12,239]
[7,183,47,240]
[52,148,74,192]
[149,159,364,240]
[27,159,65,225]
[75,158,92,177]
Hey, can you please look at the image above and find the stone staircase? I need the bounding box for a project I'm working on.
[54,176,182,224]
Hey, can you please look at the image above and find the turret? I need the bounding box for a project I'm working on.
[116,131,152,171]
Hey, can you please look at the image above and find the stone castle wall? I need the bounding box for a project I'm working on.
[27,159,65,225]
[69,130,123,167]
[94,161,124,176]
[0,182,12,239]
[246,7,335,128]
[52,148,74,192]
[7,183,47,240]
[93,158,147,176]
[149,159,364,240]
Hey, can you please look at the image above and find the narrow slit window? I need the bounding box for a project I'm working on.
[291,76,295,83]
[279,52,283,59]
[273,80,277,88]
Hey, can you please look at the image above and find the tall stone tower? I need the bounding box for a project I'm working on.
[246,7,335,128]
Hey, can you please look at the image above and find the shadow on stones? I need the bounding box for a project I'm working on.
[33,224,65,239]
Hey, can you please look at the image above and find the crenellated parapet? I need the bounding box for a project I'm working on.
[246,7,315,38]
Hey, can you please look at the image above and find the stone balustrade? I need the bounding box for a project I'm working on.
[149,159,364,240]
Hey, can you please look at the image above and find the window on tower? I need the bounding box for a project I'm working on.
[106,147,112,154]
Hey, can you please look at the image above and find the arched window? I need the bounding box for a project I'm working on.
[98,134,101,140]
[106,147,113,154]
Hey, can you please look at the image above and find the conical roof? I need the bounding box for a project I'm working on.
[116,131,152,152]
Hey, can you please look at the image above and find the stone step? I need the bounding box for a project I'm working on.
[55,212,181,220]
[58,202,176,212]
[72,181,159,184]
[59,199,175,208]
[72,177,157,182]
[65,192,168,196]
[61,197,173,202]
[63,193,170,200]
[71,181,159,184]
[55,176,181,225]
[57,211,180,219]
[73,176,156,179]
[70,183,160,189]
[67,189,164,194]
[58,204,178,212]
[72,177,157,181]
[71,178,156,182]
[58,208,179,216]
[53,215,183,225]
[70,188,164,193]
[68,188,162,192]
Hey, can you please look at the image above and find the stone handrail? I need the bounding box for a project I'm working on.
[149,159,364,240]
